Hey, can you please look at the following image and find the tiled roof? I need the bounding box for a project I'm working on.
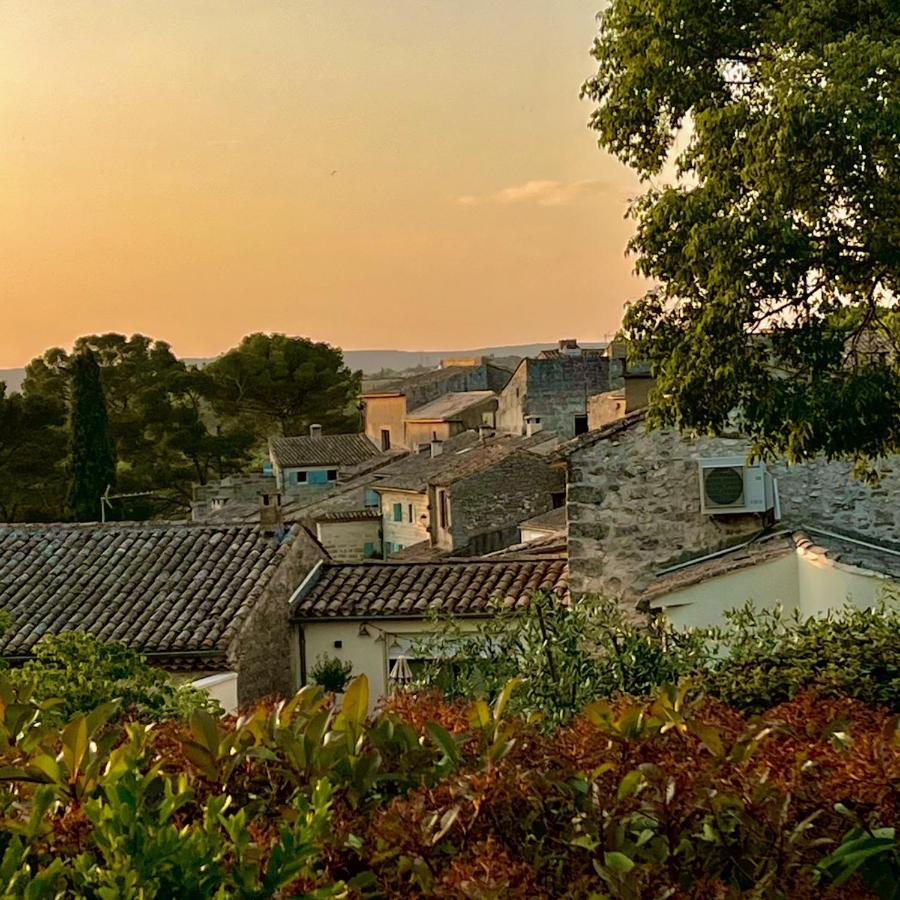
[519,505,567,533]
[313,508,381,523]
[291,558,568,619]
[0,523,302,662]
[375,431,558,493]
[365,365,483,397]
[405,391,497,421]
[642,532,796,602]
[642,526,900,603]
[794,527,900,579]
[269,434,379,468]
[483,534,568,560]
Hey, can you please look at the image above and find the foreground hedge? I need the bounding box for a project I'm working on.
[0,674,897,898]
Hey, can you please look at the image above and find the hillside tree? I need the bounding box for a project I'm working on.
[583,0,899,467]
[205,332,362,436]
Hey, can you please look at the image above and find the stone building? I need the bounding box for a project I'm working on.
[0,522,327,708]
[269,426,380,491]
[361,359,511,451]
[372,430,561,557]
[427,446,565,556]
[403,392,498,449]
[559,413,900,622]
[497,339,622,439]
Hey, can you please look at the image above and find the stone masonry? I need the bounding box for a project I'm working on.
[566,422,900,604]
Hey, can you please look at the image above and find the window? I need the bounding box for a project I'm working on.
[392,502,403,522]
[438,489,449,530]
[380,428,391,451]
[574,415,589,435]
[363,489,380,508]
[408,503,413,523]
[326,469,338,481]
[294,470,307,485]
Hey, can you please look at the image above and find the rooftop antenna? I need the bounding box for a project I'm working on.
[100,484,160,523]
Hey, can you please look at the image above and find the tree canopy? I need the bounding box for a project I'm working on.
[204,332,361,436]
[0,331,359,522]
[583,0,899,467]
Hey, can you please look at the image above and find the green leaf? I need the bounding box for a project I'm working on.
[340,675,369,728]
[604,851,635,873]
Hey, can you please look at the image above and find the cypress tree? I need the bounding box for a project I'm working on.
[67,350,116,521]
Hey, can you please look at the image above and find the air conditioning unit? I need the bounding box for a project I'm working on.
[698,457,777,515]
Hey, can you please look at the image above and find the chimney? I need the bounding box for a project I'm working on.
[525,415,543,437]
[258,491,283,535]
[430,439,444,458]
[559,338,580,356]
[309,424,323,439]
[478,423,495,442]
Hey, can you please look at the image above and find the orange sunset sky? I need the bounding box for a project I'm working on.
[1,1,647,368]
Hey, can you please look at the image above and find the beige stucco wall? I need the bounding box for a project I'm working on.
[191,672,239,713]
[405,420,456,448]
[796,551,887,616]
[315,518,382,562]
[588,391,626,430]
[649,551,893,629]
[298,617,487,712]
[378,488,430,553]
[363,395,408,450]
[649,554,800,629]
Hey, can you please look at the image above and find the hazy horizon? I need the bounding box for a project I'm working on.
[1,1,645,368]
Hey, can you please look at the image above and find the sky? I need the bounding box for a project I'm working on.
[0,1,647,367]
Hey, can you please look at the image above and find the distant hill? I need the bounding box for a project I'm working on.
[0,342,608,393]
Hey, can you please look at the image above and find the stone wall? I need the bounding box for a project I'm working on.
[229,527,327,705]
[567,423,900,604]
[497,356,623,438]
[315,518,382,562]
[446,452,566,552]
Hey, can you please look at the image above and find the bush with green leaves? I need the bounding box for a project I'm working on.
[703,600,900,713]
[413,593,900,721]
[412,593,710,727]
[7,631,218,722]
[309,654,354,693]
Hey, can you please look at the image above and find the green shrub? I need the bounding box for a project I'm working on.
[7,631,218,722]
[309,653,354,693]
[703,600,900,713]
[412,593,710,727]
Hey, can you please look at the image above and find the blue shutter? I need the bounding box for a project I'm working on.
[393,503,403,522]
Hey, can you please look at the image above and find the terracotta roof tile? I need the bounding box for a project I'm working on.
[268,434,378,468]
[0,523,301,660]
[291,558,568,619]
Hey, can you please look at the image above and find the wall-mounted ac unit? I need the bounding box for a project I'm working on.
[698,457,777,515]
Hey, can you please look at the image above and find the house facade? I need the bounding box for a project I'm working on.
[269,426,380,491]
[496,340,622,438]
[427,449,565,555]
[290,557,568,709]
[362,359,510,451]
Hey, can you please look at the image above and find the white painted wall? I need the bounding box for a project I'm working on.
[796,550,886,616]
[651,554,800,628]
[299,618,487,712]
[192,671,239,713]
[651,550,894,628]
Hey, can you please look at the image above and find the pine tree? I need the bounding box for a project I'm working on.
[67,350,116,521]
